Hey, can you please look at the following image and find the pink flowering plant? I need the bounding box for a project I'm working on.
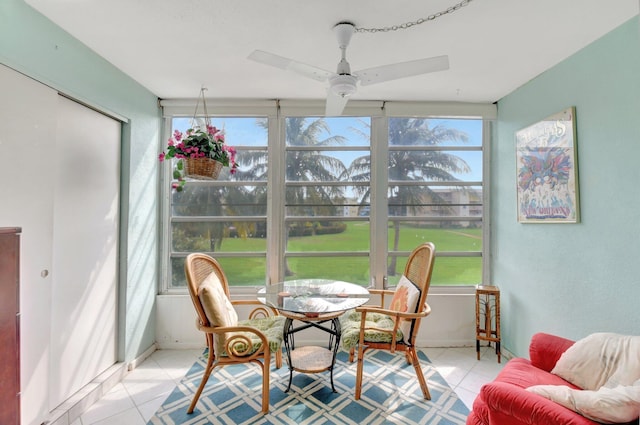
[159,125,238,191]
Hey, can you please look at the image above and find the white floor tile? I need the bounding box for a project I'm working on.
[89,407,146,425]
[421,346,446,361]
[470,357,504,380]
[122,378,177,407]
[457,370,493,394]
[433,349,478,371]
[434,363,469,387]
[149,349,202,382]
[80,383,135,424]
[138,393,172,422]
[454,385,478,410]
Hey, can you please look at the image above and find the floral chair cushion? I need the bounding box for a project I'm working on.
[340,310,403,350]
[220,315,286,357]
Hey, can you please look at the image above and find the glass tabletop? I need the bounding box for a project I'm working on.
[257,279,370,316]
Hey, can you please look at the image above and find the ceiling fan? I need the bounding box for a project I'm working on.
[248,21,449,116]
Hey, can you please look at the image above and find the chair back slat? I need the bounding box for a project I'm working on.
[403,242,436,341]
[404,242,435,308]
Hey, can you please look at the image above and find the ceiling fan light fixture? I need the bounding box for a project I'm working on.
[329,74,357,98]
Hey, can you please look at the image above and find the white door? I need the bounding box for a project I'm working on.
[0,64,56,425]
[0,64,122,423]
[48,96,120,409]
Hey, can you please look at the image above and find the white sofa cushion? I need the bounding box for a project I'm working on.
[551,333,640,390]
[527,381,640,424]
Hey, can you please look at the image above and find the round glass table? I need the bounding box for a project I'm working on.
[257,279,370,392]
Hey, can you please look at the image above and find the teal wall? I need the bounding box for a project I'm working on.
[494,17,640,357]
[1,0,161,361]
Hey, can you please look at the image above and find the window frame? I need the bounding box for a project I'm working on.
[159,99,495,294]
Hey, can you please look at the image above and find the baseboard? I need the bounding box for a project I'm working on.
[156,341,207,350]
[128,342,158,371]
[501,346,515,361]
[48,362,128,425]
[419,339,476,347]
[47,344,158,425]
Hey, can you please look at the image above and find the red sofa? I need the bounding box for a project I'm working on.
[467,333,638,425]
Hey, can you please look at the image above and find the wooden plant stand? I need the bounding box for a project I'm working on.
[475,285,501,363]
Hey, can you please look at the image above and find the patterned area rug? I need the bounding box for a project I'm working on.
[148,350,469,425]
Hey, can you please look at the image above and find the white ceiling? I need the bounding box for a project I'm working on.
[25,0,639,104]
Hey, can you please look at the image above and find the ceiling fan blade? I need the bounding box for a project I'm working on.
[355,55,449,86]
[248,50,333,82]
[325,90,350,116]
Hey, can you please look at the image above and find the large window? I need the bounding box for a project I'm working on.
[283,117,372,285]
[167,117,269,288]
[385,118,483,286]
[161,102,489,291]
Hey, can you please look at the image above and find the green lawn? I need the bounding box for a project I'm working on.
[213,222,481,286]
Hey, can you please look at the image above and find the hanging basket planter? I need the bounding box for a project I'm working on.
[158,87,239,191]
[183,157,223,180]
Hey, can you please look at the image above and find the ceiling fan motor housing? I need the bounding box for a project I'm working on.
[329,74,357,98]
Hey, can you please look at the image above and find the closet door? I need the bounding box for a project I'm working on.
[0,65,58,425]
[1,64,121,423]
[48,96,120,409]
[0,64,56,425]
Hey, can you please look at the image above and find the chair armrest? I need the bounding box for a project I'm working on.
[481,382,599,425]
[231,299,280,318]
[529,333,575,372]
[196,319,271,357]
[231,299,266,306]
[367,288,396,308]
[353,304,431,352]
[355,303,431,319]
[367,289,395,295]
[196,319,268,340]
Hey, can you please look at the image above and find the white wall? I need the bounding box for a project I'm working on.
[156,288,477,349]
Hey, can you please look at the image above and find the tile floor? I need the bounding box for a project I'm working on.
[69,345,505,425]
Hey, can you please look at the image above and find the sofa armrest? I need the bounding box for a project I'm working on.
[529,332,575,372]
[481,382,600,425]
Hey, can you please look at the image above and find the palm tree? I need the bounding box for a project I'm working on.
[284,117,348,211]
[348,118,471,277]
[171,183,227,251]
[226,119,270,239]
[251,117,348,276]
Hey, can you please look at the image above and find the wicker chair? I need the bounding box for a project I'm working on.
[184,253,284,414]
[340,242,436,400]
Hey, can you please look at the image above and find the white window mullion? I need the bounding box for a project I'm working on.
[482,119,493,285]
[267,106,285,284]
[160,117,175,293]
[370,115,389,289]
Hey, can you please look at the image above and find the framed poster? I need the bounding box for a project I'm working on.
[516,107,580,223]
